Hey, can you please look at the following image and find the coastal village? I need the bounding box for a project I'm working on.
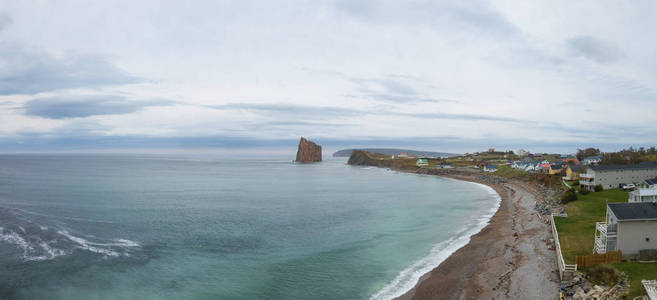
[347,147,657,299]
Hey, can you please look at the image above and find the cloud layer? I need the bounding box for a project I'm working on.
[0,2,657,152]
[0,43,140,95]
[23,96,173,119]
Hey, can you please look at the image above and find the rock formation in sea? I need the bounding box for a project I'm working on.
[295,137,322,163]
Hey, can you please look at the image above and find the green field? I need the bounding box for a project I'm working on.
[554,189,628,263]
[554,188,657,297]
[493,165,528,179]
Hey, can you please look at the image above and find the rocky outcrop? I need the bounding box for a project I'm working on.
[347,150,374,165]
[559,271,629,300]
[295,137,322,163]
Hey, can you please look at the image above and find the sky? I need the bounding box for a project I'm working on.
[1,1,657,154]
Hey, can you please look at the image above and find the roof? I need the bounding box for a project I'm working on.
[583,155,602,161]
[569,165,587,172]
[591,161,657,172]
[646,178,657,186]
[608,202,657,220]
[417,158,428,162]
[485,165,498,169]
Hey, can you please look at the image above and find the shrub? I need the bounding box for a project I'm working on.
[587,264,620,286]
[579,189,590,195]
[594,184,604,192]
[561,188,578,203]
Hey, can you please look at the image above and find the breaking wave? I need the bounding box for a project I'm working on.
[371,182,501,300]
[0,206,140,262]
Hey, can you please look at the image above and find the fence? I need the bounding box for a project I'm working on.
[642,280,657,300]
[576,251,622,267]
[551,214,578,280]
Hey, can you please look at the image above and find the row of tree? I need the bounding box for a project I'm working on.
[576,146,657,165]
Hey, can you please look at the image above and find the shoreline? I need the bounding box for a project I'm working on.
[386,169,560,299]
[372,177,501,300]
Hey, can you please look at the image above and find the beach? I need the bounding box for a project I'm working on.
[397,171,561,299]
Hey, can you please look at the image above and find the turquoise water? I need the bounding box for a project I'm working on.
[0,153,499,299]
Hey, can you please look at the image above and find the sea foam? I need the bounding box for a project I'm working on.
[371,182,501,300]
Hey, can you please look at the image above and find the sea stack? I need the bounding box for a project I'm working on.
[295,137,322,163]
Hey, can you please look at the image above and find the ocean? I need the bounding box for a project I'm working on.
[0,153,499,299]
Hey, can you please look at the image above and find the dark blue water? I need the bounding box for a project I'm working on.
[0,153,499,299]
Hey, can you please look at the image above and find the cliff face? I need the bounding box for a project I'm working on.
[347,150,375,165]
[295,137,322,163]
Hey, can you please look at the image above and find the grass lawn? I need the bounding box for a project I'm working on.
[614,262,657,297]
[554,189,628,263]
[552,188,657,297]
[494,165,529,179]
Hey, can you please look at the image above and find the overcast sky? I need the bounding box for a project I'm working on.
[1,1,656,153]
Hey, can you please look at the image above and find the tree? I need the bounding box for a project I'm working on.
[561,189,578,203]
[576,147,601,161]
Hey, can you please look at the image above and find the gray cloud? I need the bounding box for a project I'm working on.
[0,43,141,95]
[207,102,523,123]
[567,35,623,63]
[347,76,450,103]
[335,1,517,38]
[23,95,173,119]
[0,12,11,31]
[204,103,363,118]
[397,111,521,122]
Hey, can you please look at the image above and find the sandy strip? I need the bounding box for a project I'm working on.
[395,173,560,300]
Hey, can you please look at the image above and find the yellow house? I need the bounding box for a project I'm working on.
[563,165,586,180]
[548,163,566,175]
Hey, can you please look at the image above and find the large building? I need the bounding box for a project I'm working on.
[579,162,657,191]
[594,203,657,257]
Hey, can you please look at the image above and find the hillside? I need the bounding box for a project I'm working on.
[333,148,458,158]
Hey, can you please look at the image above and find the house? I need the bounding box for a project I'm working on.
[582,155,602,166]
[416,158,429,167]
[594,202,657,257]
[629,187,657,203]
[642,178,657,189]
[436,163,454,169]
[396,152,417,159]
[563,164,587,180]
[483,165,498,172]
[548,163,567,175]
[562,155,580,164]
[516,149,529,157]
[579,162,657,191]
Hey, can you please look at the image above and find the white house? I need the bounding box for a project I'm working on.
[594,202,657,257]
[436,163,454,169]
[396,152,409,158]
[629,187,657,203]
[416,158,429,167]
[582,155,602,165]
[643,178,657,189]
[516,149,529,157]
[483,165,498,172]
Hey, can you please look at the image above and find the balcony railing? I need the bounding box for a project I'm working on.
[594,222,618,254]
